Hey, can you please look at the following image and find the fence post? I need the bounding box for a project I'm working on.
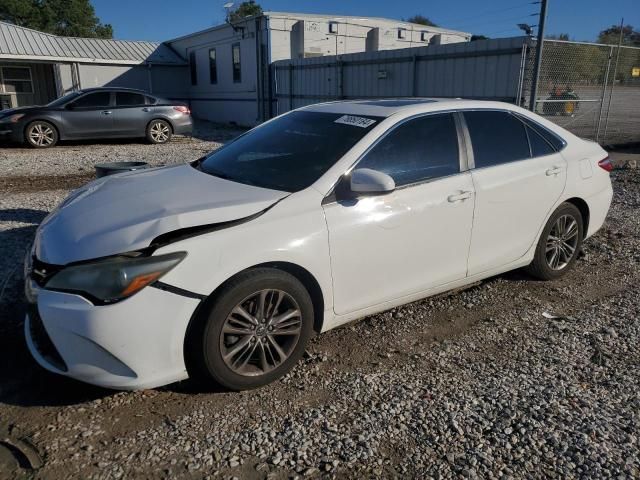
[602,19,626,144]
[288,63,294,111]
[516,42,528,106]
[338,59,345,99]
[412,54,418,97]
[528,0,549,111]
[595,46,614,142]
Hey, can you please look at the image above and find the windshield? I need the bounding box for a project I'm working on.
[197,111,382,192]
[47,91,82,107]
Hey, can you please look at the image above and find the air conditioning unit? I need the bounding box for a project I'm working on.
[0,93,14,110]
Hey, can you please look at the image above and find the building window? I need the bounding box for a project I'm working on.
[232,43,241,83]
[209,48,218,84]
[398,28,407,39]
[421,31,429,42]
[1,66,33,94]
[189,51,197,86]
[329,22,338,34]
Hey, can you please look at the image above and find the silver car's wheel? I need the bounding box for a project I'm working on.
[220,289,303,376]
[147,120,172,144]
[26,121,58,148]
[545,214,579,270]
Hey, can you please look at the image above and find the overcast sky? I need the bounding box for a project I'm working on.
[92,0,640,43]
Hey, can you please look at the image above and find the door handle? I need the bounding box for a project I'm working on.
[101,110,112,115]
[447,191,473,203]
[142,107,151,112]
[546,166,562,176]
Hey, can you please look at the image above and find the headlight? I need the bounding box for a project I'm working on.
[45,252,186,304]
[1,113,25,123]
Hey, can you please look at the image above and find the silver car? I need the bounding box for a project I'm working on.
[0,87,193,148]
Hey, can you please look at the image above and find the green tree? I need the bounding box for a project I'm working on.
[229,1,262,23]
[470,34,489,41]
[0,0,43,28]
[405,14,437,27]
[546,33,570,41]
[597,24,640,46]
[0,0,113,38]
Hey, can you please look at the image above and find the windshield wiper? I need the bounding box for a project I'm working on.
[201,167,237,182]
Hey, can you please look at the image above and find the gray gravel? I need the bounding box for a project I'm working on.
[0,136,638,479]
[0,120,245,177]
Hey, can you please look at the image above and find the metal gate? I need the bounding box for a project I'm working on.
[524,39,640,145]
[270,37,640,145]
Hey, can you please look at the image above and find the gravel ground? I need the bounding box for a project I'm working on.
[0,121,245,178]
[0,130,638,479]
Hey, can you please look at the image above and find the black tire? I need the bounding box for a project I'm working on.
[146,119,172,144]
[526,203,584,280]
[25,120,58,148]
[186,268,314,390]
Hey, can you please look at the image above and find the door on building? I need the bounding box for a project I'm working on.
[61,91,114,138]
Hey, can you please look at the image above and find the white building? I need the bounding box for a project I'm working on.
[167,12,470,125]
[0,13,470,126]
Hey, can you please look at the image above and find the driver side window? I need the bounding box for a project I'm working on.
[70,92,111,109]
[357,113,460,187]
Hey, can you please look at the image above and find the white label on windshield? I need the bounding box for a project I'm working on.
[334,115,377,128]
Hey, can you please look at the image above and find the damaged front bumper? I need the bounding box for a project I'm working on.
[24,283,201,390]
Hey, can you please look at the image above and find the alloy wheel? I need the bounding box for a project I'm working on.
[545,214,579,270]
[220,289,302,376]
[29,123,55,147]
[150,122,170,143]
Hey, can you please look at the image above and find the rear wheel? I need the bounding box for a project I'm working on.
[187,268,314,390]
[146,119,172,144]
[526,203,583,280]
[25,121,58,148]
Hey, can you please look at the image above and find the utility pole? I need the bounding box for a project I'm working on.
[528,0,549,112]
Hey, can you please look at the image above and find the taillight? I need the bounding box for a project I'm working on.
[598,156,613,172]
[173,106,190,115]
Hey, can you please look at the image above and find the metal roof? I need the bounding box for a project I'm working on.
[0,22,185,65]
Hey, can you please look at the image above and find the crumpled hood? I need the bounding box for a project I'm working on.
[35,164,288,264]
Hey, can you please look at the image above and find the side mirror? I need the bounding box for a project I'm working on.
[350,168,395,195]
[65,103,76,110]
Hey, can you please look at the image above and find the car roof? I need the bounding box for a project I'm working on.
[79,87,151,95]
[300,98,522,118]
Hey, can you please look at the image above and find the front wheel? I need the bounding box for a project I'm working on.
[146,119,172,144]
[187,268,314,390]
[526,203,584,280]
[25,121,58,148]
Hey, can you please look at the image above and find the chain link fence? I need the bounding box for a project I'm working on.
[522,39,640,145]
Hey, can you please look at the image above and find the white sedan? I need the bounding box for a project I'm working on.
[24,99,613,390]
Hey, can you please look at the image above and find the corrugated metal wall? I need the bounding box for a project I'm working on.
[272,37,530,115]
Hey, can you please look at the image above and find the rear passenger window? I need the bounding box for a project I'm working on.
[357,113,460,186]
[116,92,145,106]
[516,114,565,151]
[464,111,530,168]
[526,125,555,157]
